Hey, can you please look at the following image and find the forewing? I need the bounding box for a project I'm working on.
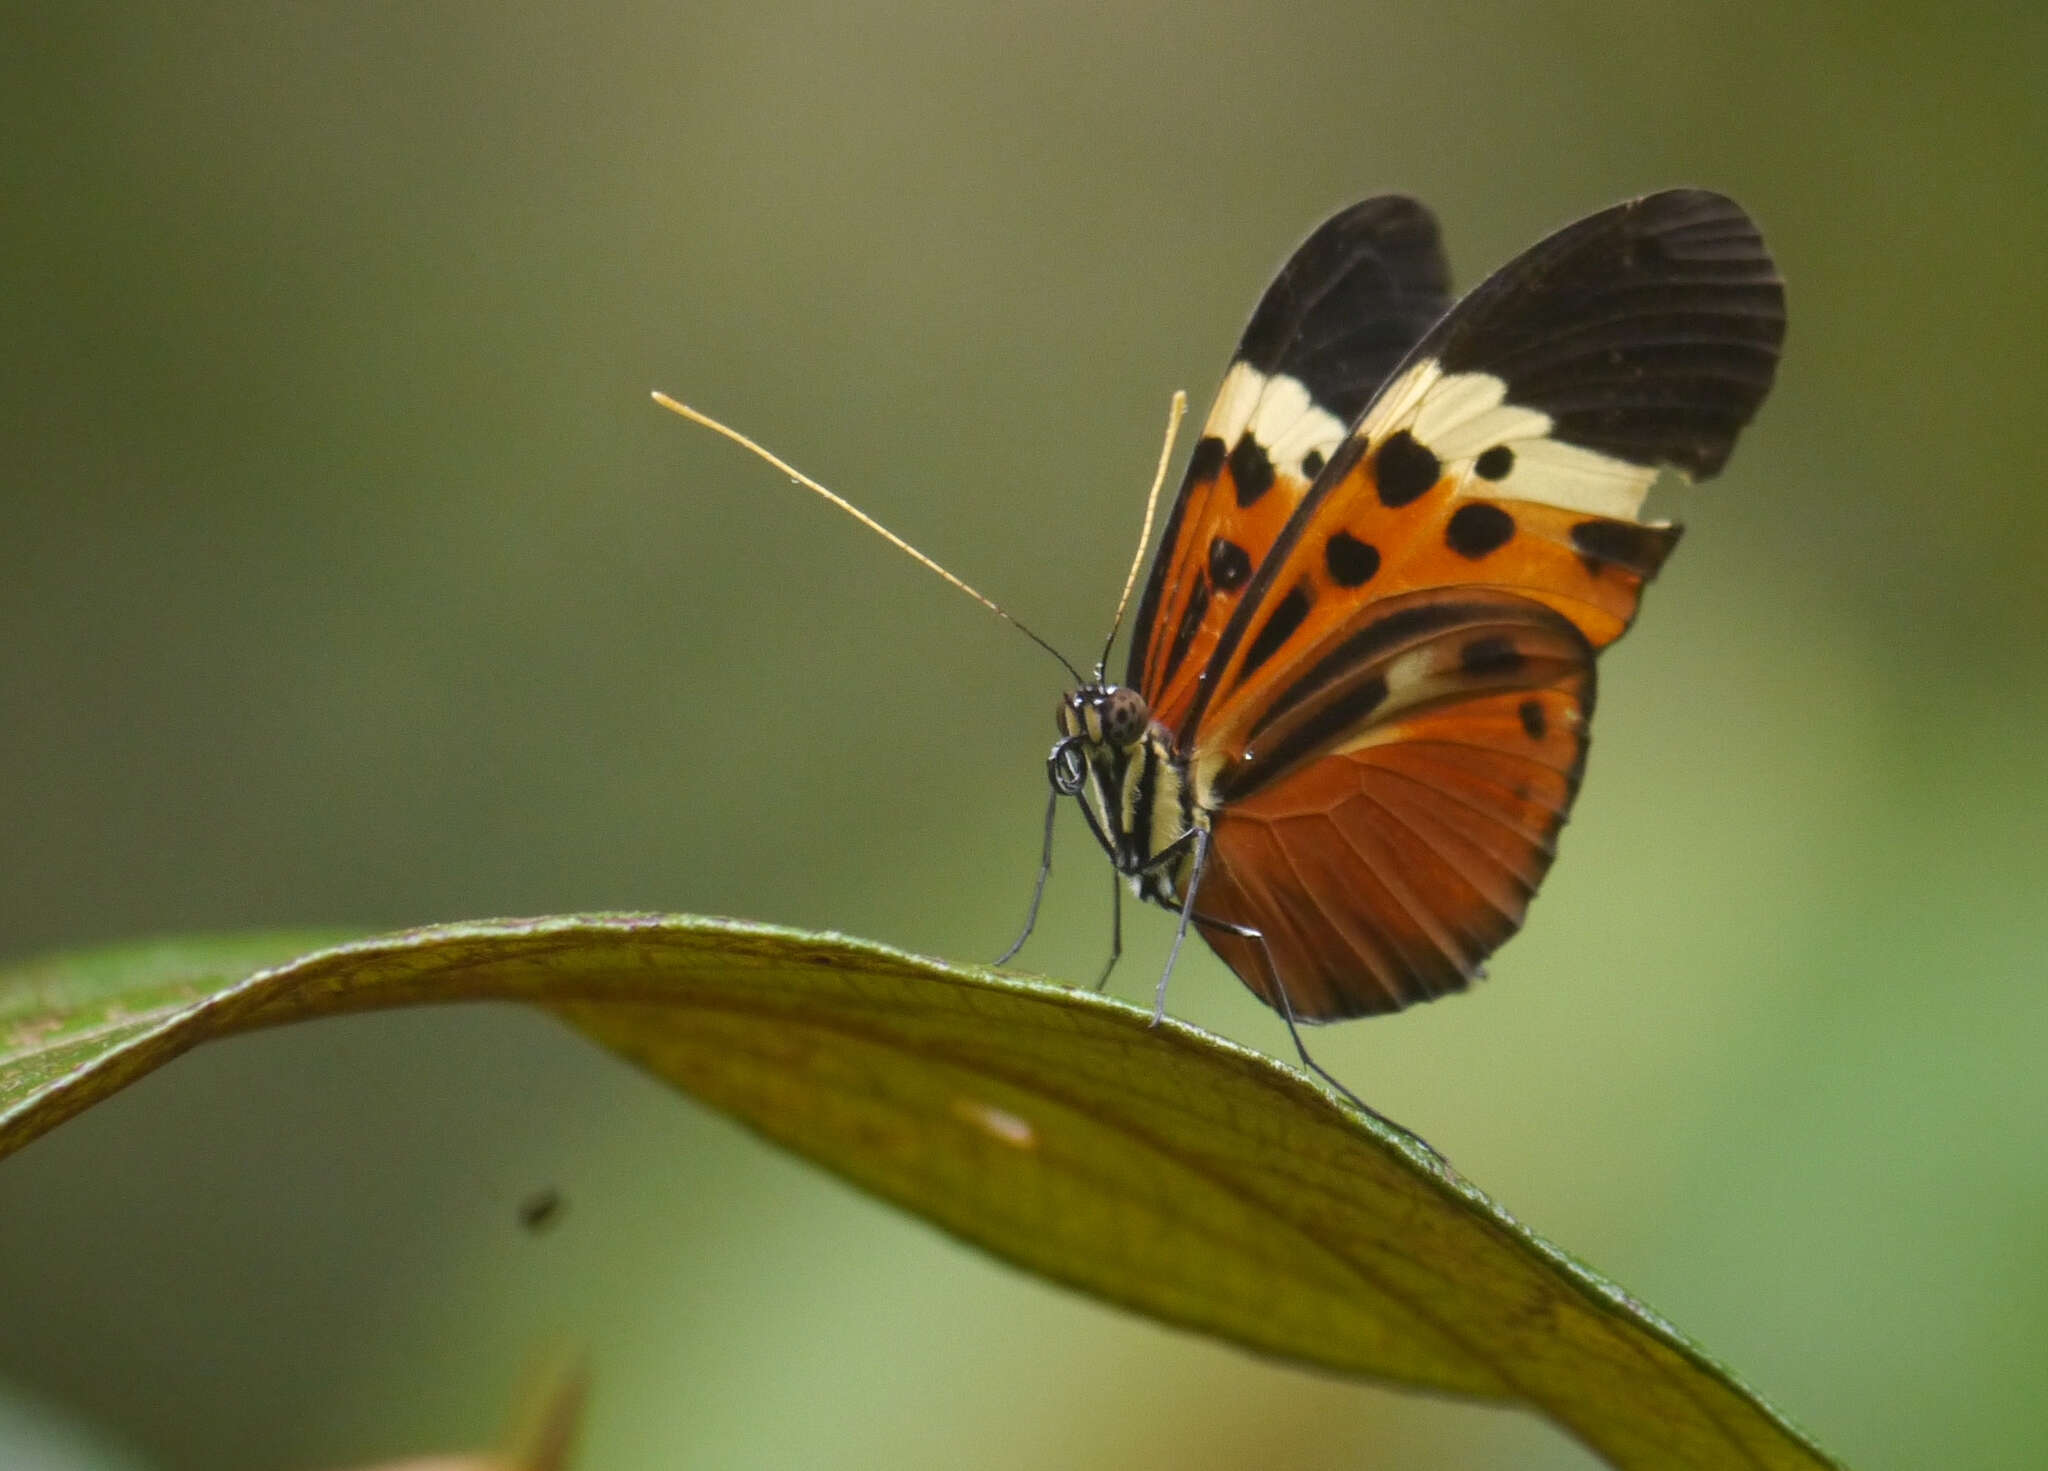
[1191,596,1596,1019]
[1179,189,1784,757]
[1128,197,1450,726]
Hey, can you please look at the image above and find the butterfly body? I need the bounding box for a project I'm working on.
[1052,686,1201,909]
[1053,189,1784,1025]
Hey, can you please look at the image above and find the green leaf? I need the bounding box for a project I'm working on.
[0,916,1839,1470]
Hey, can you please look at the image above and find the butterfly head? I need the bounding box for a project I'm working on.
[1060,685,1149,747]
[1049,685,1148,791]
[1050,683,1202,899]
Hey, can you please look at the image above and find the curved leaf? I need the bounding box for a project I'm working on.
[0,916,1839,1470]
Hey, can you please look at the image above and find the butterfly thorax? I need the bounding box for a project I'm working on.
[1051,685,1206,907]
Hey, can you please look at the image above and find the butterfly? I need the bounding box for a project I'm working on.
[1017,190,1784,1052]
[658,189,1784,1100]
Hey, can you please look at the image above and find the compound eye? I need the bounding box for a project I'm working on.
[1100,687,1149,746]
[1048,738,1087,795]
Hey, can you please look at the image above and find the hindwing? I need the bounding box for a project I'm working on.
[1192,593,1595,1019]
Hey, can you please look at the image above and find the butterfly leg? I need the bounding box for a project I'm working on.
[994,789,1061,967]
[1094,877,1123,991]
[1191,908,1442,1162]
[1152,827,1211,1028]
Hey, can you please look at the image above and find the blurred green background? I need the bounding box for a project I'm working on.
[3,4,2043,1468]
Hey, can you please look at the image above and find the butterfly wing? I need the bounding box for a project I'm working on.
[1182,189,1782,756]
[1193,592,1596,1018]
[1127,196,1451,728]
[1163,190,1785,1019]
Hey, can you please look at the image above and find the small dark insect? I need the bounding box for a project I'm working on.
[518,1186,566,1233]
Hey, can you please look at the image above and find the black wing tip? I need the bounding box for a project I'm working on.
[1293,192,1438,232]
[1621,188,1764,248]
[1233,193,1454,400]
[1626,187,1787,295]
[1639,189,1789,478]
[1320,193,1445,246]
[1435,188,1786,480]
[1630,186,1751,224]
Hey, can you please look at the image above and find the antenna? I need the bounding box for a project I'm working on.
[652,392,1086,685]
[1096,389,1186,678]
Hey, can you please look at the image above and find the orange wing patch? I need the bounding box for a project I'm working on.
[1181,425,1673,760]
[1138,393,1332,731]
[1195,674,1592,1021]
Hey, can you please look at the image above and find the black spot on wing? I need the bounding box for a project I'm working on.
[1426,190,1785,479]
[1570,518,1683,578]
[1460,635,1525,677]
[1475,445,1514,480]
[1301,448,1325,478]
[1445,502,1516,560]
[1229,434,1275,508]
[1374,430,1439,506]
[1324,531,1380,588]
[1186,434,1226,486]
[1518,698,1548,741]
[1208,536,1252,591]
[1238,584,1312,682]
[1233,196,1453,424]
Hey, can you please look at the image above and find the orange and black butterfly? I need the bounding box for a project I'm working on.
[661,189,1784,1098]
